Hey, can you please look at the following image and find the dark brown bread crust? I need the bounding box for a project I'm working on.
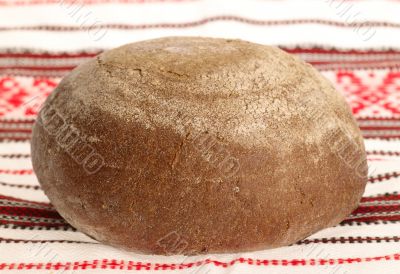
[31,37,368,255]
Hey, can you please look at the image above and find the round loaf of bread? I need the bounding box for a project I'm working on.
[31,37,368,255]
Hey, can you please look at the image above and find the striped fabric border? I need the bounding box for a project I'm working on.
[1,1,400,272]
[0,253,400,271]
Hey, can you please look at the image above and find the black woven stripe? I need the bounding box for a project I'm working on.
[339,220,400,226]
[0,154,31,158]
[0,224,76,231]
[0,138,31,143]
[297,236,400,245]
[0,237,93,244]
[0,181,41,190]
[368,172,400,183]
[367,150,400,157]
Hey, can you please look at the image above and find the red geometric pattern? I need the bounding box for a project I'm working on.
[383,72,400,115]
[0,76,58,118]
[322,70,400,117]
[1,71,400,119]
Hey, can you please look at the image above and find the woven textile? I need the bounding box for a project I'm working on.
[0,0,399,273]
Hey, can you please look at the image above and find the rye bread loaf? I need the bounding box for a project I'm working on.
[31,37,368,255]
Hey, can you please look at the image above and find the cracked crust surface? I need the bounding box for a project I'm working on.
[31,37,368,255]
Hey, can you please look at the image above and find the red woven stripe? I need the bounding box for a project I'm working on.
[352,204,400,214]
[0,195,50,206]
[0,169,33,175]
[0,206,61,219]
[360,126,400,130]
[0,66,75,71]
[361,194,400,202]
[0,128,32,133]
[0,253,399,270]
[342,215,400,223]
